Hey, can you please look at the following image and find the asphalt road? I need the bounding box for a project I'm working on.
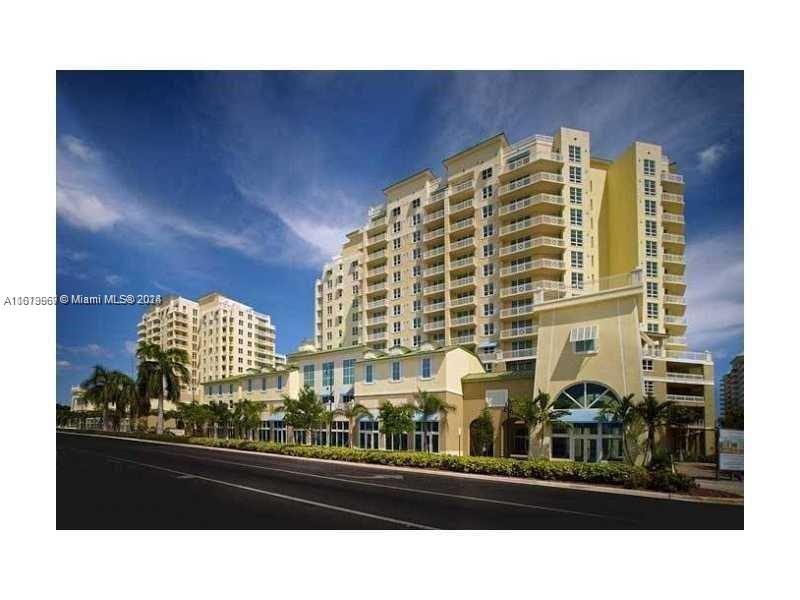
[57,432,743,530]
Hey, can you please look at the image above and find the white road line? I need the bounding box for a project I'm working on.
[151,447,629,523]
[94,452,435,530]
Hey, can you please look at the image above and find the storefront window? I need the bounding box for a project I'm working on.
[414,421,439,452]
[330,421,349,447]
[359,421,379,449]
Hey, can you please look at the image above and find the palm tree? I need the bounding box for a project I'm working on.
[599,393,638,464]
[82,365,113,431]
[509,390,568,458]
[378,401,415,451]
[209,401,232,438]
[334,402,370,448]
[470,407,495,457]
[277,386,325,445]
[136,342,190,435]
[632,393,675,466]
[107,371,144,432]
[233,399,263,439]
[411,389,454,453]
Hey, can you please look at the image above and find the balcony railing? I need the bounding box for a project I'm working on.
[424,321,445,332]
[661,172,685,184]
[450,218,475,232]
[663,253,686,264]
[366,316,386,326]
[451,276,475,289]
[366,299,386,310]
[450,295,475,307]
[664,294,686,305]
[452,334,475,345]
[663,274,686,285]
[664,372,707,383]
[423,265,445,277]
[498,173,564,196]
[644,348,712,363]
[450,180,474,195]
[500,325,537,338]
[423,283,446,295]
[449,256,475,270]
[502,347,537,360]
[665,315,687,325]
[423,246,445,259]
[661,193,685,204]
[662,213,685,224]
[450,315,474,327]
[662,233,686,244]
[367,332,386,342]
[425,209,445,223]
[449,198,474,214]
[423,228,445,242]
[449,237,474,252]
[666,394,704,404]
[499,215,565,237]
[503,149,563,172]
[500,304,535,318]
[423,301,445,313]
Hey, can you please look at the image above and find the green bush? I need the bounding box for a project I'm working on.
[59,429,695,493]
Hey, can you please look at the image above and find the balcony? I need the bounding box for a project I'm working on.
[450,315,474,327]
[366,299,386,311]
[449,237,474,254]
[500,303,535,318]
[366,282,386,295]
[425,209,445,224]
[366,232,388,249]
[661,213,685,225]
[450,276,476,291]
[449,180,474,201]
[664,294,686,308]
[422,264,445,278]
[663,253,686,265]
[450,295,476,308]
[661,172,684,185]
[498,172,564,199]
[666,393,705,405]
[665,336,688,347]
[499,258,565,278]
[366,250,387,266]
[366,215,387,232]
[428,188,448,205]
[664,371,708,384]
[449,198,474,218]
[662,232,686,246]
[423,246,445,260]
[452,334,476,345]
[367,332,387,342]
[366,266,386,282]
[502,347,537,361]
[449,256,475,272]
[423,301,446,314]
[665,315,687,329]
[368,204,386,219]
[423,228,445,242]
[499,215,565,238]
[424,320,445,332]
[423,283,446,296]
[502,148,563,177]
[663,273,686,286]
[366,316,386,326]
[500,325,537,339]
[644,348,712,363]
[450,217,475,234]
[661,192,684,205]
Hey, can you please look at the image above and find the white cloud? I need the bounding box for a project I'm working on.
[105,273,123,285]
[56,186,122,232]
[57,360,72,369]
[697,143,726,174]
[62,135,99,163]
[61,343,112,358]
[685,229,743,350]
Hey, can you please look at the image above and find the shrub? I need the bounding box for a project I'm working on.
[59,429,695,493]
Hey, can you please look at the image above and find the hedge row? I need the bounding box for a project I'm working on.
[59,429,695,493]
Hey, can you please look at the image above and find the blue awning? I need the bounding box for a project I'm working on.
[413,411,440,422]
[358,409,380,421]
[266,412,285,421]
[478,341,497,349]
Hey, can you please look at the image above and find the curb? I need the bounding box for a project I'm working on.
[57,431,744,506]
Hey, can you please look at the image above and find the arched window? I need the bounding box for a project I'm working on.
[554,382,618,410]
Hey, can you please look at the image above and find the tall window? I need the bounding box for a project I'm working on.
[644,179,656,196]
[568,145,582,162]
[391,361,401,381]
[571,272,584,290]
[415,421,439,452]
[646,240,658,257]
[359,420,379,449]
[322,361,334,387]
[365,364,374,384]
[421,357,431,379]
[342,359,355,385]
[570,208,583,226]
[570,187,583,204]
[644,198,657,216]
[571,251,584,269]
[646,261,658,278]
[569,166,582,183]
[646,281,659,299]
[303,364,314,388]
[482,185,493,199]
[645,220,657,237]
[647,302,659,319]
[481,167,493,180]
[570,229,584,247]
[643,158,656,176]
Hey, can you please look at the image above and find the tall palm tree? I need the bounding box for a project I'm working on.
[136,342,190,435]
[334,402,370,448]
[108,371,145,432]
[599,393,638,464]
[510,390,568,458]
[209,401,232,438]
[82,365,113,431]
[632,393,675,466]
[233,399,263,439]
[411,389,454,453]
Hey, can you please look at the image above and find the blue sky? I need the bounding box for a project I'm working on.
[56,71,743,406]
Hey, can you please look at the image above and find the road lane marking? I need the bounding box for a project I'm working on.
[90,452,435,530]
[334,474,405,480]
[153,448,631,523]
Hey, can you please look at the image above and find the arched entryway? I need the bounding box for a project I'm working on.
[550,381,624,462]
[469,418,494,456]
[502,418,530,458]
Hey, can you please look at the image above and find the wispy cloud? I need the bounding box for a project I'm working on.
[697,143,727,174]
[105,273,123,285]
[57,360,72,369]
[62,134,99,163]
[57,135,324,267]
[685,229,743,350]
[59,343,113,358]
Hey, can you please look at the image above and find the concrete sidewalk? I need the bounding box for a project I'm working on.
[676,462,743,497]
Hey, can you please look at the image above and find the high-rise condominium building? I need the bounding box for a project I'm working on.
[720,354,744,419]
[315,127,689,366]
[137,292,278,401]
